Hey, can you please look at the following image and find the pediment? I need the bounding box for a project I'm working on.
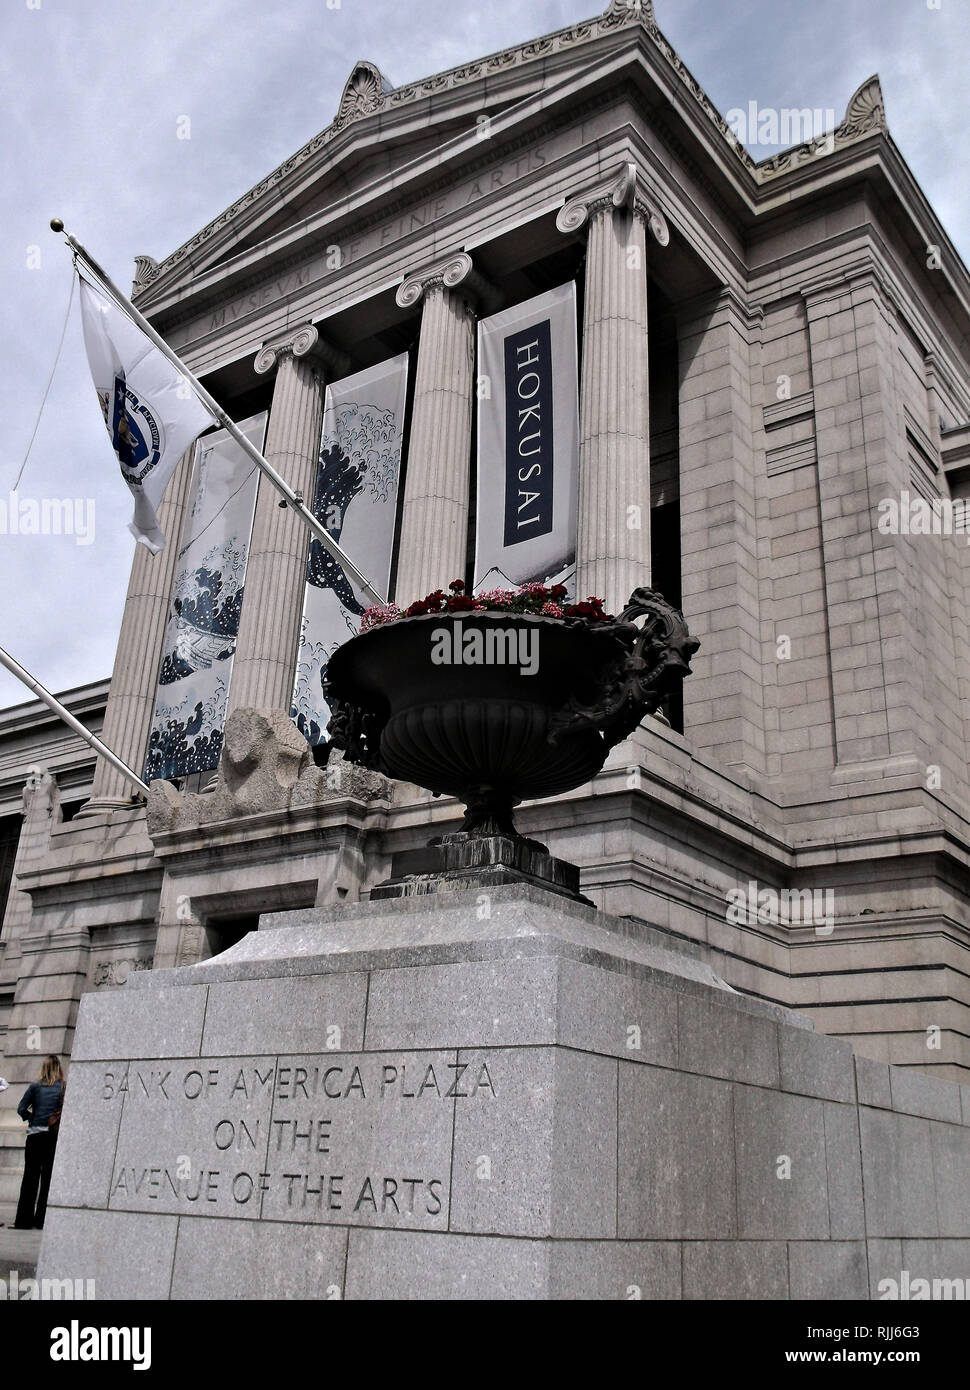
[201,107,526,271]
[135,2,658,309]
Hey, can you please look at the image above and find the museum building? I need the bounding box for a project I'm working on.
[4,0,970,1204]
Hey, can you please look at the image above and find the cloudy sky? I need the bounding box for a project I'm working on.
[0,0,967,710]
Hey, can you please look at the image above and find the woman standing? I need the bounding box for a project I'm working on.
[14,1055,64,1230]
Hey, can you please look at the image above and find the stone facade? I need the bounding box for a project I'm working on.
[0,683,106,1204]
[4,0,970,1219]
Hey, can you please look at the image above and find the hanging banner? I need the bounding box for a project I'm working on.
[291,355,409,746]
[144,412,265,782]
[475,283,579,594]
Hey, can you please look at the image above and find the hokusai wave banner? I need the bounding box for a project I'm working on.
[291,355,409,746]
[475,283,579,595]
[145,412,265,781]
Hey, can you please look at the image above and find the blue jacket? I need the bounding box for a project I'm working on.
[17,1081,63,1131]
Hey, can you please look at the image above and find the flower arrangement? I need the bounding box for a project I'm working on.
[359,580,613,632]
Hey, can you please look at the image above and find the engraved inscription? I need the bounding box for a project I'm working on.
[194,143,553,339]
[102,1052,495,1230]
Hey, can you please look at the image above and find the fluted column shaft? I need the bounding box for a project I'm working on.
[88,448,195,804]
[394,254,480,601]
[228,342,326,714]
[558,163,669,614]
[577,201,650,613]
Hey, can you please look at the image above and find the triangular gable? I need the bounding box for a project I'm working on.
[134,2,656,306]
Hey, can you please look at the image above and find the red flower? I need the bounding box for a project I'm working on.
[406,600,429,616]
[449,579,465,592]
[550,584,568,599]
[446,594,475,611]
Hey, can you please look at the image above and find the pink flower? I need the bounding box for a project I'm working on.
[360,604,401,631]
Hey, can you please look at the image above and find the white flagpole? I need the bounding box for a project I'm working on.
[50,219,385,606]
[0,646,150,797]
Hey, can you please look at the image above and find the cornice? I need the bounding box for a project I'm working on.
[798,256,903,321]
[0,680,109,738]
[753,76,887,181]
[126,4,970,368]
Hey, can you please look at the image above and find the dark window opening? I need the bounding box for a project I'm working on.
[651,499,684,734]
[0,813,23,934]
[203,913,259,960]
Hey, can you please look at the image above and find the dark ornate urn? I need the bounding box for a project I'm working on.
[324,587,698,841]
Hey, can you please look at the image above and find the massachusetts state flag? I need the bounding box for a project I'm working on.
[79,277,217,551]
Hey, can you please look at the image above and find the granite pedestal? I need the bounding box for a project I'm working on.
[37,887,970,1299]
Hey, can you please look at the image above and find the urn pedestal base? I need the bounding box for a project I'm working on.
[370,831,592,905]
[37,887,970,1300]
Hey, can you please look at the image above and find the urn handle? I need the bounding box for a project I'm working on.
[546,587,699,750]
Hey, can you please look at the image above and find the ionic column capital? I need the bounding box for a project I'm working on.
[396,251,497,313]
[556,162,669,246]
[254,323,349,377]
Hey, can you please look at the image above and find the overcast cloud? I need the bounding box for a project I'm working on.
[1,0,967,710]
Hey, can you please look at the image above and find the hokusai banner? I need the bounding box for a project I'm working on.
[291,355,409,746]
[144,413,265,781]
[475,283,579,595]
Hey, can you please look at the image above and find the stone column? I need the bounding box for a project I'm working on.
[394,253,487,601]
[557,163,668,614]
[227,324,342,715]
[84,448,196,809]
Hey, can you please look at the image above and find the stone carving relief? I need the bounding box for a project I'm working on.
[557,162,669,245]
[146,706,390,834]
[174,924,205,968]
[253,323,320,375]
[131,255,159,293]
[395,251,497,314]
[23,765,56,819]
[92,957,153,988]
[756,75,887,178]
[334,61,392,128]
[839,75,886,140]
